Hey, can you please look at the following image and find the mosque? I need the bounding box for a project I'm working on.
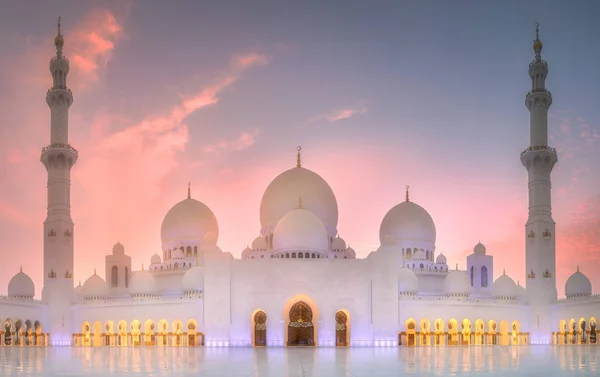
[0,21,599,349]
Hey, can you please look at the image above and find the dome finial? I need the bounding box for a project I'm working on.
[54,16,65,57]
[405,185,410,202]
[577,265,579,273]
[533,22,543,60]
[93,268,97,275]
[296,146,302,168]
[298,195,303,208]
[503,269,506,276]
[187,182,191,199]
[20,266,22,273]
[455,263,458,271]
[142,264,144,271]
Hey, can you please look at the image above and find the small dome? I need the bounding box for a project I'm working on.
[345,246,356,259]
[436,253,447,264]
[444,270,470,296]
[129,270,157,296]
[492,273,517,298]
[474,242,486,255]
[380,200,436,245]
[8,270,35,298]
[516,281,527,301]
[398,267,419,294]
[182,266,204,292]
[113,242,125,256]
[203,230,218,245]
[565,268,592,298]
[73,282,84,299]
[273,208,328,252]
[381,234,396,246]
[82,273,109,298]
[161,198,219,246]
[150,253,161,265]
[414,250,426,260]
[252,236,267,251]
[242,246,253,259]
[332,236,346,251]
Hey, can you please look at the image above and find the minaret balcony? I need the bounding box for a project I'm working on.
[526,88,551,98]
[41,143,78,167]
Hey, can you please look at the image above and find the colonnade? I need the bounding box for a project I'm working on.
[1,319,48,347]
[553,317,598,345]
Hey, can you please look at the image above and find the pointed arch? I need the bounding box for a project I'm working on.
[488,320,497,345]
[131,320,141,346]
[105,320,114,346]
[251,309,267,347]
[158,319,169,346]
[433,318,445,346]
[590,317,597,344]
[111,265,118,287]
[187,319,199,347]
[475,319,485,345]
[404,318,417,346]
[335,310,350,346]
[470,266,474,287]
[499,320,509,346]
[117,320,128,346]
[420,318,431,346]
[558,319,567,345]
[144,320,155,346]
[283,294,319,346]
[447,318,459,346]
[481,266,488,287]
[172,319,183,346]
[461,319,472,345]
[511,320,520,345]
[82,321,91,346]
[92,321,103,347]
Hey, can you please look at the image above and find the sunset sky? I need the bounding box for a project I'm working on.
[0,0,598,298]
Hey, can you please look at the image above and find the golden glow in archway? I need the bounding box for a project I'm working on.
[283,294,319,347]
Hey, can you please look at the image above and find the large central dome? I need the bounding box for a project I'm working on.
[379,197,436,245]
[161,197,219,245]
[260,165,338,236]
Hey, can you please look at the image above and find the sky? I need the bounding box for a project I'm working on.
[0,0,599,299]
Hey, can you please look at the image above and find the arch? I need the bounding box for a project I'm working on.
[111,265,118,287]
[447,318,459,346]
[283,295,319,346]
[499,320,509,346]
[511,320,520,345]
[568,318,576,344]
[578,317,587,344]
[433,318,445,346]
[3,319,13,346]
[92,321,102,347]
[481,266,488,287]
[488,320,497,345]
[187,319,199,347]
[14,319,22,346]
[158,319,169,346]
[251,310,267,347]
[420,318,431,346]
[144,320,155,346]
[34,321,41,346]
[475,319,485,345]
[186,246,192,257]
[172,319,183,346]
[461,319,472,345]
[470,266,474,287]
[590,317,597,344]
[335,310,350,346]
[131,320,141,346]
[24,320,32,346]
[558,319,567,345]
[104,320,114,346]
[117,320,128,346]
[82,321,91,346]
[405,318,417,346]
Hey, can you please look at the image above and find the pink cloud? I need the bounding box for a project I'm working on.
[326,103,368,122]
[203,129,259,153]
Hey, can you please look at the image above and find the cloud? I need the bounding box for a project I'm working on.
[309,102,369,123]
[203,129,259,153]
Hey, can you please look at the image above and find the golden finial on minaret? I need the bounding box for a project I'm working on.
[187,182,191,199]
[405,185,410,202]
[533,22,543,59]
[298,196,303,208]
[296,146,302,168]
[55,16,64,54]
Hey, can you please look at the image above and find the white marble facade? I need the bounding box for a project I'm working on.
[2,22,600,349]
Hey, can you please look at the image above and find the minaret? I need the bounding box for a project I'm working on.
[520,23,557,344]
[41,17,77,345]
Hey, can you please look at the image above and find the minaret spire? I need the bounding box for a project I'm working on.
[187,182,191,199]
[55,16,64,58]
[405,185,410,202]
[296,146,302,168]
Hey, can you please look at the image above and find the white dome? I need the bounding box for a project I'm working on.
[516,281,527,301]
[345,246,356,259]
[242,246,253,259]
[380,200,436,245]
[8,271,35,298]
[436,253,447,264]
[182,266,204,292]
[82,274,109,298]
[381,234,396,246]
[332,236,346,250]
[252,236,267,251]
[492,273,517,298]
[260,166,338,236]
[113,242,125,256]
[74,282,84,299]
[161,198,219,245]
[444,270,470,296]
[150,253,161,265]
[273,207,328,252]
[565,268,592,298]
[398,267,419,293]
[414,250,426,260]
[203,230,218,245]
[474,242,486,255]
[129,270,157,296]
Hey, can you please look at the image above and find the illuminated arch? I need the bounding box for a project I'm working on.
[475,319,485,345]
[104,320,114,346]
[92,321,103,347]
[82,321,91,346]
[131,320,141,346]
[558,319,567,345]
[158,319,169,346]
[433,318,445,346]
[144,320,155,346]
[335,310,350,346]
[447,318,459,346]
[420,318,431,346]
[499,320,509,346]
[488,320,498,345]
[511,320,520,345]
[251,309,267,347]
[461,319,472,345]
[283,294,319,346]
[590,317,597,345]
[172,319,183,346]
[187,319,199,347]
[568,318,577,345]
[117,320,128,346]
[404,318,417,346]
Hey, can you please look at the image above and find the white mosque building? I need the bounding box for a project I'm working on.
[0,21,599,349]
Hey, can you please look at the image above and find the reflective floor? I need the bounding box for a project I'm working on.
[0,346,598,376]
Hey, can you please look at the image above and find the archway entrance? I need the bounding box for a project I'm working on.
[254,311,267,346]
[287,301,314,346]
[335,311,348,346]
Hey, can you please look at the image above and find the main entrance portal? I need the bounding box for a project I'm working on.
[287,301,315,346]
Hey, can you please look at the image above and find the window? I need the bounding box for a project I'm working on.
[470,266,474,287]
[481,266,488,287]
[125,267,129,288]
[111,265,118,287]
